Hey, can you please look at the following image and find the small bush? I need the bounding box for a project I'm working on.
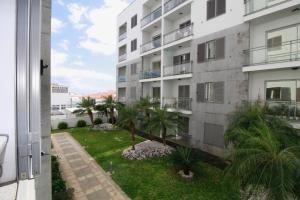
[171,147,197,175]
[76,120,87,127]
[94,118,102,125]
[57,122,68,130]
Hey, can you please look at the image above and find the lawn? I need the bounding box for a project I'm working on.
[66,127,240,200]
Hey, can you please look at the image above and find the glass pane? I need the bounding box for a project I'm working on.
[297,81,300,102]
[266,81,296,101]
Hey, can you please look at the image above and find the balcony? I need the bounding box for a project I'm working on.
[164,0,187,13]
[141,38,162,53]
[118,53,127,62]
[265,101,300,120]
[118,75,126,82]
[164,24,193,45]
[164,62,192,77]
[141,6,162,28]
[163,97,192,111]
[118,32,127,42]
[243,39,300,71]
[244,0,289,15]
[140,70,161,80]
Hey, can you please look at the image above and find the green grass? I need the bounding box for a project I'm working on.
[66,127,240,200]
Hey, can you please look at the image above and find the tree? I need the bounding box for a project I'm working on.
[73,97,96,127]
[117,105,139,150]
[103,95,118,124]
[225,112,300,199]
[148,107,180,145]
[136,96,159,139]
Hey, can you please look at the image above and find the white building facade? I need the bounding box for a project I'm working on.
[116,0,300,156]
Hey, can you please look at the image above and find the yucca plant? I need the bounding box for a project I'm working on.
[171,147,197,176]
[73,97,96,127]
[225,119,300,200]
[117,105,139,150]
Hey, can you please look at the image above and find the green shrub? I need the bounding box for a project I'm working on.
[94,118,102,125]
[171,147,197,175]
[76,120,87,127]
[57,122,68,130]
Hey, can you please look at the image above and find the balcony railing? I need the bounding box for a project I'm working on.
[140,70,161,80]
[164,24,193,45]
[244,0,290,15]
[163,97,192,111]
[164,0,187,13]
[164,61,192,77]
[118,97,126,103]
[141,6,162,27]
[141,38,162,53]
[118,53,127,62]
[119,32,127,42]
[244,39,300,66]
[265,101,300,120]
[118,75,126,82]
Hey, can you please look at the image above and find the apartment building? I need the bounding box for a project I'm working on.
[0,0,51,199]
[116,0,300,156]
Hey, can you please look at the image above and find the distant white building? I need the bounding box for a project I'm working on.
[51,83,81,114]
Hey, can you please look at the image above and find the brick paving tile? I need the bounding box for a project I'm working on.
[52,132,130,200]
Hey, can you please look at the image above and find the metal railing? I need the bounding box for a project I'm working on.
[118,32,127,42]
[140,70,161,80]
[118,75,126,82]
[244,0,290,15]
[141,6,162,27]
[164,61,192,77]
[141,38,162,53]
[163,97,192,111]
[164,0,187,13]
[164,24,193,45]
[118,53,127,62]
[265,101,300,120]
[244,39,300,66]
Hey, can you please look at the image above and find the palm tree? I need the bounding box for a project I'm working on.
[225,119,300,200]
[73,97,96,127]
[136,96,159,139]
[117,105,139,150]
[103,95,117,124]
[148,107,180,145]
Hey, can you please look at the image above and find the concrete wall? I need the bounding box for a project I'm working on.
[0,0,17,184]
[35,1,51,200]
[51,115,105,130]
[189,23,250,156]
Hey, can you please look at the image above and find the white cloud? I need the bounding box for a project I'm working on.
[67,3,88,30]
[56,0,64,6]
[59,39,70,51]
[51,48,115,94]
[51,17,65,33]
[79,0,130,55]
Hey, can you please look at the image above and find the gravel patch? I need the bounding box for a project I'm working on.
[122,140,174,160]
[92,123,117,131]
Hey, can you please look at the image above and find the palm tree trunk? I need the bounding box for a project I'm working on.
[110,107,115,124]
[130,123,136,150]
[146,111,153,140]
[162,126,167,146]
[88,110,94,128]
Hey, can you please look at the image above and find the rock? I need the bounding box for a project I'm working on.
[178,170,194,179]
[92,123,116,131]
[122,140,174,160]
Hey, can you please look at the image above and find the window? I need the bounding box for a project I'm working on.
[131,14,137,28]
[179,116,189,135]
[204,123,224,148]
[207,0,226,20]
[197,82,224,103]
[131,39,137,52]
[130,87,136,100]
[173,53,190,65]
[153,87,161,100]
[131,63,137,75]
[51,105,60,111]
[266,80,298,102]
[179,20,191,29]
[197,37,225,63]
[178,85,191,110]
[267,36,282,51]
[61,105,66,110]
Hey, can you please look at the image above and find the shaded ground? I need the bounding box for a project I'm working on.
[65,127,240,200]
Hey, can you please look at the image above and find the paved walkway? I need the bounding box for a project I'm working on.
[52,132,130,200]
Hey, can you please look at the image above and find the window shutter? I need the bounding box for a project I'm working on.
[216,0,226,16]
[207,0,216,20]
[214,82,224,103]
[216,37,225,59]
[197,83,205,102]
[197,43,206,63]
[204,123,224,148]
[173,55,181,65]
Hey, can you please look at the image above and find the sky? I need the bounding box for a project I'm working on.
[51,0,133,95]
